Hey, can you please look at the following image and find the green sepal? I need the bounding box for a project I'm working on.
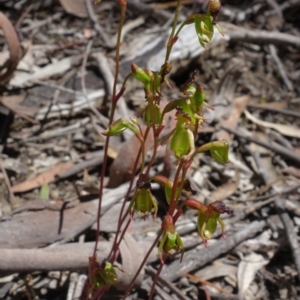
[190,85,205,112]
[143,103,162,126]
[170,126,193,159]
[131,63,152,90]
[210,140,229,164]
[102,118,139,136]
[194,14,214,48]
[130,187,158,219]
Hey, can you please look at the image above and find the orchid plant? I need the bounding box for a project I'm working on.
[83,0,233,299]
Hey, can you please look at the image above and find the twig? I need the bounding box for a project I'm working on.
[269,44,293,91]
[162,220,266,282]
[85,0,114,49]
[252,153,300,282]
[247,103,300,119]
[275,198,300,282]
[0,160,15,203]
[221,126,300,165]
[145,266,190,300]
[21,12,63,33]
[80,40,103,119]
[227,25,300,48]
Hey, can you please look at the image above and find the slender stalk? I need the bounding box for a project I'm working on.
[164,0,182,63]
[148,258,166,300]
[168,159,185,216]
[108,127,150,261]
[93,2,127,256]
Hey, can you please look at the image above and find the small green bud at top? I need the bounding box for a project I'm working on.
[131,63,151,89]
[102,119,139,136]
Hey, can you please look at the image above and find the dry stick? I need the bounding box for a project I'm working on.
[269,44,293,91]
[228,26,300,48]
[85,0,114,49]
[0,160,15,203]
[162,220,266,282]
[81,41,104,121]
[247,103,300,119]
[221,126,300,165]
[93,3,127,256]
[145,266,190,300]
[122,230,163,299]
[148,260,166,300]
[275,198,300,282]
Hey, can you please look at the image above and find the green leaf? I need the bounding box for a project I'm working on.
[40,184,50,200]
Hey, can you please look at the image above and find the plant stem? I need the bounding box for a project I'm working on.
[93,2,127,256]
[108,127,150,261]
[168,159,184,216]
[164,0,182,63]
[148,258,165,300]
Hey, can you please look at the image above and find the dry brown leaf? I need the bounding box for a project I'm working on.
[244,109,300,138]
[1,94,39,123]
[216,95,250,141]
[12,163,73,193]
[59,0,89,18]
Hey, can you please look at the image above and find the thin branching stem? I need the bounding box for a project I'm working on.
[93,2,127,256]
[168,159,185,216]
[164,0,182,63]
[148,258,166,300]
[108,128,150,261]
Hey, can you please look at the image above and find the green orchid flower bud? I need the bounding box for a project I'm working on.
[194,14,214,48]
[89,257,118,290]
[208,0,221,24]
[210,140,229,164]
[131,63,152,90]
[190,84,205,112]
[143,103,162,126]
[197,200,233,246]
[158,215,185,263]
[129,175,158,219]
[170,109,195,158]
[102,118,139,136]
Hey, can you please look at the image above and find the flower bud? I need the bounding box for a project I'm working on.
[129,178,158,219]
[210,140,229,164]
[131,63,151,89]
[170,109,194,158]
[158,215,185,263]
[102,118,139,136]
[143,103,162,126]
